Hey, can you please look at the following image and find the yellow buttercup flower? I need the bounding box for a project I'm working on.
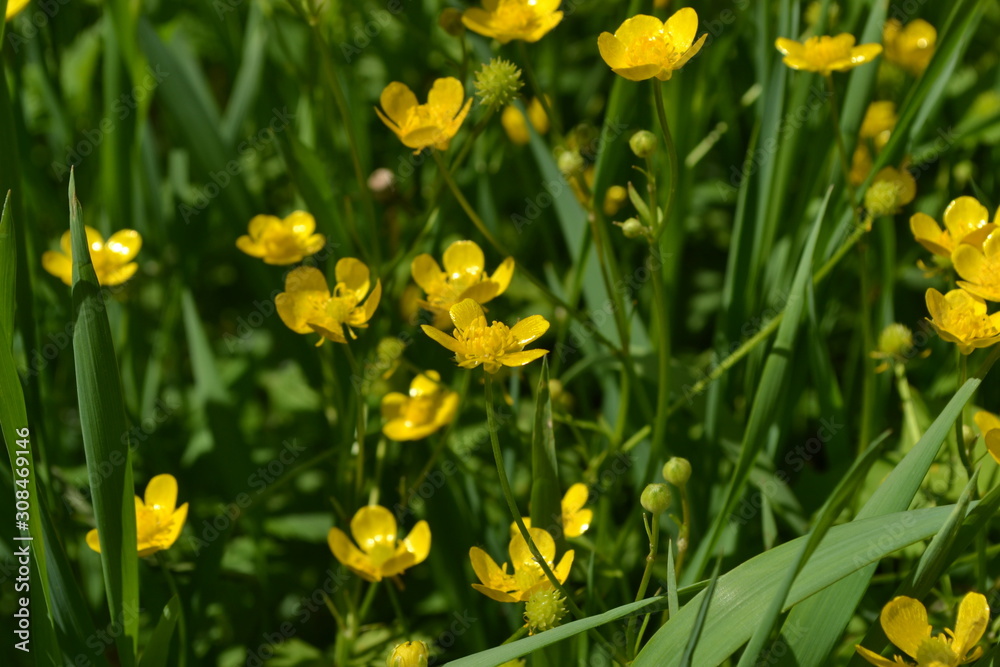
[327,505,430,583]
[411,240,515,329]
[953,231,1000,302]
[860,101,897,151]
[381,371,459,441]
[883,19,937,76]
[421,299,549,374]
[275,261,382,345]
[6,0,29,20]
[501,98,549,146]
[387,640,429,667]
[855,593,989,667]
[924,288,1000,355]
[774,34,882,75]
[42,226,142,287]
[376,78,472,153]
[469,526,573,602]
[521,483,592,538]
[236,211,325,265]
[849,144,873,186]
[461,0,563,44]
[598,10,707,82]
[86,474,188,558]
[909,196,996,259]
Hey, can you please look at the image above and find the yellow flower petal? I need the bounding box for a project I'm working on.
[615,14,663,43]
[500,349,549,367]
[350,505,398,555]
[379,82,418,127]
[509,526,556,566]
[442,240,485,278]
[471,583,519,603]
[451,298,487,331]
[562,483,589,513]
[880,596,931,659]
[974,410,1000,435]
[509,315,550,345]
[910,212,951,257]
[427,77,466,119]
[944,196,990,242]
[411,254,445,293]
[336,257,371,298]
[328,527,378,582]
[380,392,407,422]
[597,32,627,69]
[854,645,902,667]
[159,503,188,553]
[42,250,72,286]
[664,7,697,50]
[399,519,431,566]
[86,528,102,553]
[421,324,464,354]
[985,429,1000,465]
[144,474,178,513]
[952,592,990,659]
[105,230,142,263]
[774,37,804,57]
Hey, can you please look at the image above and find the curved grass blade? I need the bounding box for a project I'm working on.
[529,359,561,536]
[137,596,181,667]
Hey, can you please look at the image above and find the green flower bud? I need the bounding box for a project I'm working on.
[474,58,523,110]
[629,130,658,158]
[387,640,429,667]
[640,483,672,515]
[662,457,691,486]
[557,149,584,177]
[618,217,647,239]
[524,589,567,634]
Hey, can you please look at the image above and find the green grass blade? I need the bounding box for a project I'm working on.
[679,557,721,667]
[529,358,561,534]
[69,171,140,667]
[137,596,182,667]
[0,192,13,345]
[633,504,969,666]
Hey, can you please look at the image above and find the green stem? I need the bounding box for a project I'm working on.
[676,485,691,576]
[356,580,379,625]
[893,363,921,444]
[626,514,660,658]
[858,239,874,456]
[824,74,858,208]
[484,375,626,665]
[651,80,678,244]
[955,352,973,479]
[341,343,366,504]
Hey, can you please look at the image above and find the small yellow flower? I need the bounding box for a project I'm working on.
[864,166,916,218]
[236,211,325,265]
[883,19,937,76]
[381,371,459,441]
[87,474,188,558]
[327,505,431,582]
[909,196,997,259]
[774,34,882,75]
[411,240,515,328]
[603,185,628,217]
[860,101,897,151]
[521,483,592,538]
[501,98,549,146]
[421,299,549,374]
[376,78,472,153]
[6,0,29,20]
[275,261,382,345]
[598,10,707,82]
[924,288,1000,355]
[461,0,563,44]
[855,593,989,667]
[469,526,574,602]
[953,231,1000,302]
[42,226,142,287]
[387,640,429,667]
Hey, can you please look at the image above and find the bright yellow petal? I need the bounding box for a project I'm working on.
[854,645,902,667]
[236,235,265,257]
[664,7,698,50]
[284,210,315,236]
[399,519,431,566]
[160,503,188,551]
[442,240,485,277]
[143,474,178,514]
[552,549,574,584]
[500,349,548,367]
[411,254,445,293]
[450,298,487,331]
[924,288,946,323]
[672,33,708,71]
[99,263,139,287]
[350,505,397,555]
[328,527,378,582]
[951,592,990,658]
[562,483,589,513]
[421,324,464,354]
[285,266,329,293]
[380,392,407,422]
[471,583,518,603]
[427,77,466,119]
[880,596,931,659]
[358,279,382,324]
[985,430,1000,465]
[335,257,371,298]
[489,257,515,295]
[380,82,418,127]
[597,32,628,69]
[944,196,990,241]
[910,213,950,256]
[613,64,662,81]
[509,315,550,345]
[42,250,73,286]
[105,230,142,263]
[564,508,592,538]
[848,43,883,67]
[86,528,102,553]
[774,37,804,57]
[974,410,1000,435]
[409,371,442,397]
[614,14,663,46]
[951,245,986,285]
[461,8,498,41]
[510,526,556,567]
[470,546,511,588]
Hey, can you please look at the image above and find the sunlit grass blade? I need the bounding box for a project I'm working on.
[529,358,561,534]
[633,504,970,666]
[69,171,140,667]
[137,596,181,667]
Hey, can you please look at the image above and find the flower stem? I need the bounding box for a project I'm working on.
[824,74,858,208]
[651,80,678,244]
[484,374,626,664]
[341,343,367,504]
[157,556,188,667]
[626,514,660,658]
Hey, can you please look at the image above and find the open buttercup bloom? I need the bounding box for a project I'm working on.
[276,260,381,345]
[855,593,989,667]
[86,474,188,558]
[6,0,29,20]
[236,211,325,265]
[924,288,1000,355]
[376,78,472,153]
[461,0,563,44]
[953,231,1000,302]
[381,371,459,441]
[421,299,549,373]
[910,196,997,259]
[411,240,515,329]
[521,483,592,538]
[598,9,707,81]
[328,505,430,582]
[774,34,882,75]
[469,526,574,602]
[883,18,937,76]
[42,226,142,287]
